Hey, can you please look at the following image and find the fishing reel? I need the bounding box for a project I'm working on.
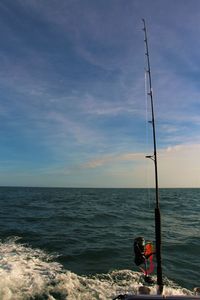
[134,236,146,266]
[133,236,155,284]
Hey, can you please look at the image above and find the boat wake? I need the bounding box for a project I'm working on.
[0,238,194,300]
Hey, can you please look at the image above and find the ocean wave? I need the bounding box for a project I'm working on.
[0,237,194,300]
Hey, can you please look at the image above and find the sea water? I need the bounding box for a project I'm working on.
[0,187,199,299]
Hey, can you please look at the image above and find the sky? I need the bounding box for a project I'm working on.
[1,0,200,188]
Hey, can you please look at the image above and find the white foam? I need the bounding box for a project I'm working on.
[0,237,62,299]
[0,238,194,300]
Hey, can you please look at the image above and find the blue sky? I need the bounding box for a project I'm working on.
[1,0,200,187]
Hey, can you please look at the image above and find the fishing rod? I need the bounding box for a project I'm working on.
[142,19,163,295]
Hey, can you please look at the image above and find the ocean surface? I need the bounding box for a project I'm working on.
[0,187,199,299]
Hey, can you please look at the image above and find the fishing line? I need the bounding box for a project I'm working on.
[144,67,151,209]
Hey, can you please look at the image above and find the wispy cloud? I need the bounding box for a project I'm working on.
[82,152,145,169]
